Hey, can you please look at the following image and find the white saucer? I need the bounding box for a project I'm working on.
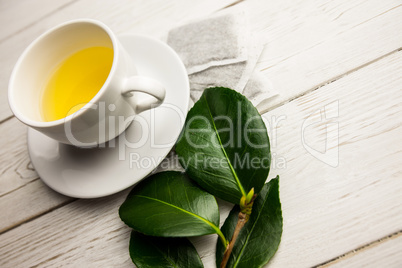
[28,34,189,198]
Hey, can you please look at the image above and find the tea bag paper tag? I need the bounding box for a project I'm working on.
[189,70,280,114]
[243,71,280,114]
[188,35,263,95]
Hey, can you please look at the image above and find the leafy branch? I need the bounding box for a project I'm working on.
[119,88,283,268]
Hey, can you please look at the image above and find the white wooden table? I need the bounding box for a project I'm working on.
[1,0,401,267]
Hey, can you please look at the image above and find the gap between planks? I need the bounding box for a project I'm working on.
[0,115,14,125]
[217,0,246,11]
[0,175,36,199]
[260,46,402,114]
[259,3,402,72]
[0,198,76,235]
[314,230,402,267]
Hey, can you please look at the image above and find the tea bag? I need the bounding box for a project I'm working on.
[169,11,280,112]
[167,12,248,74]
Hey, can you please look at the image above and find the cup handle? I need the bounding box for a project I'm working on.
[122,76,166,114]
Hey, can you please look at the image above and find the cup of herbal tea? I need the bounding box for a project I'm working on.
[8,19,165,147]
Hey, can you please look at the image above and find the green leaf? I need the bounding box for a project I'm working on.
[129,231,203,268]
[119,171,225,241]
[216,177,282,268]
[176,87,271,204]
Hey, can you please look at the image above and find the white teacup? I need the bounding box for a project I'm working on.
[8,19,166,147]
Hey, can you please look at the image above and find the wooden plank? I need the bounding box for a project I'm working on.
[256,50,402,267]
[325,232,402,268]
[252,0,402,111]
[0,118,38,197]
[1,0,401,121]
[1,45,401,267]
[0,179,72,233]
[0,190,133,267]
[244,0,401,67]
[0,0,75,42]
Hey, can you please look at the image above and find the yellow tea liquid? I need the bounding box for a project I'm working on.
[40,46,113,122]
